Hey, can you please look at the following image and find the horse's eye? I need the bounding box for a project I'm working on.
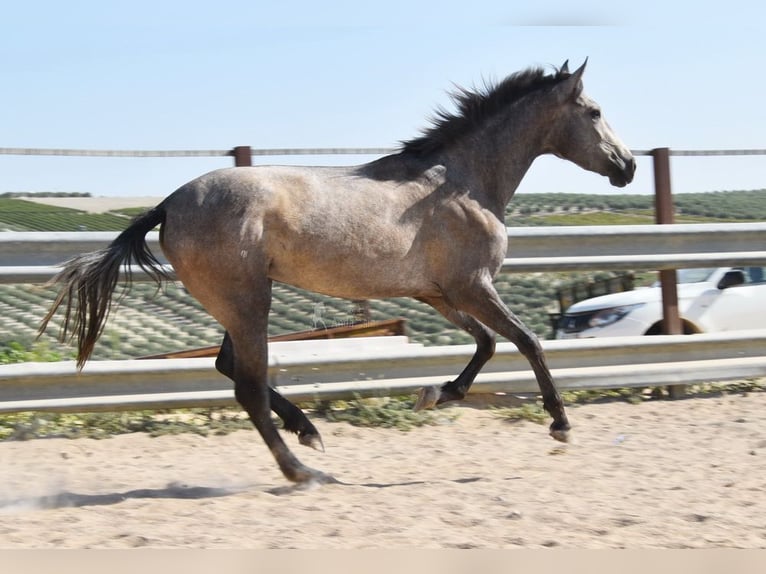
[590,109,601,120]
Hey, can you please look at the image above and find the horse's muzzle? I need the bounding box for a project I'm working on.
[609,155,636,188]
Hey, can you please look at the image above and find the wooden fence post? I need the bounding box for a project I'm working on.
[233,146,252,167]
[652,147,685,398]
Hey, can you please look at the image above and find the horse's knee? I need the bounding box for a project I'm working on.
[509,327,543,359]
[478,332,496,359]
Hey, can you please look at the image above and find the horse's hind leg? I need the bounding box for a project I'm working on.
[224,289,335,484]
[216,332,324,451]
[270,390,325,452]
[413,297,496,410]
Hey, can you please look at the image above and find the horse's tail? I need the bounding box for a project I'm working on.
[38,204,171,369]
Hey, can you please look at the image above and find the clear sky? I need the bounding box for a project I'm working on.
[1,1,764,198]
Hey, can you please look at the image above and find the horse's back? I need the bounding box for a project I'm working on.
[160,165,342,236]
[164,165,345,209]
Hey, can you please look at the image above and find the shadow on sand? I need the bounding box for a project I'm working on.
[0,481,247,512]
[2,475,507,507]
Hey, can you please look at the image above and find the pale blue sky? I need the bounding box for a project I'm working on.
[1,1,764,198]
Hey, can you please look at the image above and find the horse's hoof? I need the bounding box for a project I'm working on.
[549,422,571,443]
[414,386,439,411]
[549,429,570,443]
[313,471,340,485]
[299,470,340,489]
[289,466,339,486]
[299,432,325,452]
[269,470,340,494]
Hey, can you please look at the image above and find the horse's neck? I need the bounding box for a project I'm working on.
[446,101,552,218]
[441,141,537,219]
[362,98,553,218]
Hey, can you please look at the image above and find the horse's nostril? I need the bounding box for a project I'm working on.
[624,157,637,181]
[617,154,636,173]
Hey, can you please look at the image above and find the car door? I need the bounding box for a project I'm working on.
[697,267,766,331]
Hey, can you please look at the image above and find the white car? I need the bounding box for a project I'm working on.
[556,266,766,338]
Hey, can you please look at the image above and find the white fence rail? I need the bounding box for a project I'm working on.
[1,224,766,413]
[1,331,766,413]
[2,223,766,282]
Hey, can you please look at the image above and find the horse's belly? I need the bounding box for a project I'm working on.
[268,257,437,300]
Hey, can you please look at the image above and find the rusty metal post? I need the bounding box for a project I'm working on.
[233,146,252,167]
[652,147,685,398]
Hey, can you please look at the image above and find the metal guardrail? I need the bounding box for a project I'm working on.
[1,225,765,413]
[1,331,765,413]
[504,222,766,271]
[2,223,766,281]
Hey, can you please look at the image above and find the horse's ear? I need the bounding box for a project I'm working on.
[560,60,570,74]
[555,58,587,102]
[574,58,588,78]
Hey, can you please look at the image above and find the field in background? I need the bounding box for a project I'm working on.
[2,189,765,361]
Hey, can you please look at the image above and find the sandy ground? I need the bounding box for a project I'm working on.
[1,392,765,549]
[22,196,164,213]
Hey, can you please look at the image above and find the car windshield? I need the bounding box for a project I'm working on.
[676,268,717,283]
[651,268,717,287]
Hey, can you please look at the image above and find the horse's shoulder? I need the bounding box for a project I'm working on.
[439,190,504,235]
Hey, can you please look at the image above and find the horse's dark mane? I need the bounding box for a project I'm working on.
[401,66,569,157]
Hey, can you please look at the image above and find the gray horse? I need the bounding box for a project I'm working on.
[40,60,635,485]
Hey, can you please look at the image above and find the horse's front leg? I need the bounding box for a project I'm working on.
[216,331,325,451]
[434,279,571,443]
[413,297,496,410]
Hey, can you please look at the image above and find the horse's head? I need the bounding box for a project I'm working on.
[544,60,636,188]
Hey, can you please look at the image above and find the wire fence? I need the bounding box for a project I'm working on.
[2,146,766,159]
[0,147,395,158]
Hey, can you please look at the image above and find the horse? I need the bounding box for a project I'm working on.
[39,60,635,485]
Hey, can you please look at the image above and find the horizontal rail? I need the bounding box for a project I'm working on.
[1,331,765,413]
[501,251,766,272]
[668,149,766,157]
[3,357,765,414]
[505,222,766,258]
[4,147,766,158]
[5,251,766,284]
[0,231,160,267]
[0,265,177,284]
[0,148,232,158]
[2,223,765,282]
[0,147,397,158]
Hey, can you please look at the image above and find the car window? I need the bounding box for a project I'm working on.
[677,268,717,283]
[745,266,766,284]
